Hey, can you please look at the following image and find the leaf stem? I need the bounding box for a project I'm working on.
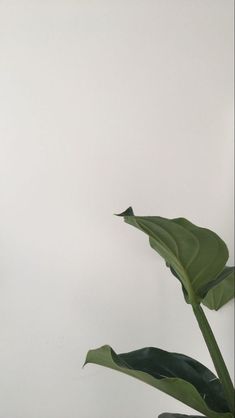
[193,304,235,415]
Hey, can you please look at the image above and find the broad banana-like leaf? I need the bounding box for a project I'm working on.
[159,414,205,418]
[85,345,232,418]
[117,208,229,305]
[202,267,235,311]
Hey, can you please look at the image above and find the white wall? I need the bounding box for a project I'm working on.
[0,1,234,417]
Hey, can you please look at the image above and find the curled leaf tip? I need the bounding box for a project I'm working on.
[115,207,134,217]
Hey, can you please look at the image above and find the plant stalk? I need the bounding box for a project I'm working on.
[193,304,235,415]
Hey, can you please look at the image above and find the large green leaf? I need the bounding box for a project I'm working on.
[202,267,235,311]
[85,345,232,418]
[117,208,229,305]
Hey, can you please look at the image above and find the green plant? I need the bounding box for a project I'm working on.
[85,207,235,418]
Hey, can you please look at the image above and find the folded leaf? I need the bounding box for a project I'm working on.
[85,345,232,418]
[202,267,235,311]
[167,266,235,311]
[117,207,228,305]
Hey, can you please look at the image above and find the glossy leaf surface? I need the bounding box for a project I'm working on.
[85,345,232,418]
[117,208,228,305]
[202,267,235,311]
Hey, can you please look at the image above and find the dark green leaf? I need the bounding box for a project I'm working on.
[116,206,135,216]
[118,208,229,305]
[202,267,234,311]
[85,345,232,418]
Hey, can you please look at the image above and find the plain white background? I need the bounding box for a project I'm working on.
[0,1,234,417]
